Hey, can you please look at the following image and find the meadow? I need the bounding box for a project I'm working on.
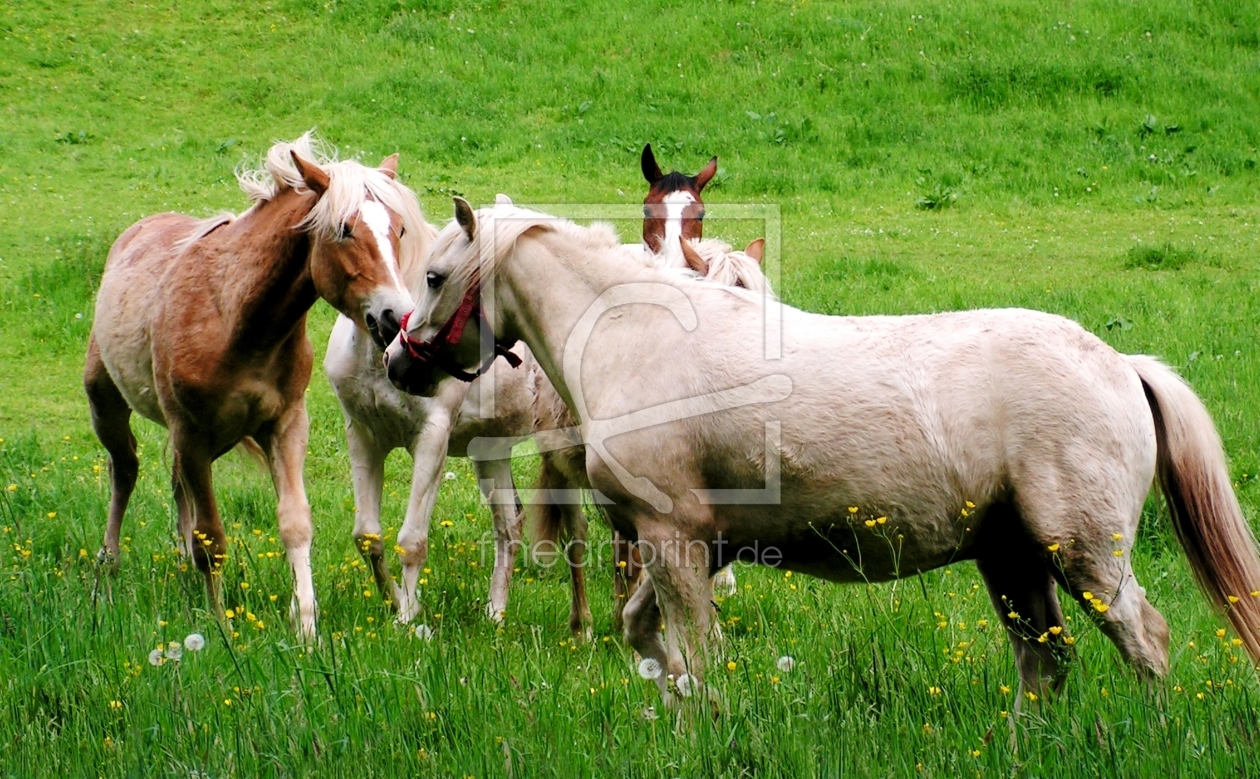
[2,0,1260,775]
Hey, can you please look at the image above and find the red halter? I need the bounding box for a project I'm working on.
[396,275,521,383]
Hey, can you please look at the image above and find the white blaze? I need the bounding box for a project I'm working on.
[358,200,405,292]
[659,190,696,266]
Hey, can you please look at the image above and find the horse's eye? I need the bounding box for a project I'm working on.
[696,211,705,222]
[338,223,352,241]
[643,206,652,218]
[398,226,407,239]
[426,271,444,289]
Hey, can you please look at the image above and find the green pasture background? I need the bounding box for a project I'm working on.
[2,0,1260,776]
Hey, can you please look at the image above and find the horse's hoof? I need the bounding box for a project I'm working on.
[485,602,507,623]
[713,567,738,597]
[96,548,120,575]
[395,600,421,625]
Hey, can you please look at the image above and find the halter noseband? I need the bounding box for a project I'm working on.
[396,274,522,383]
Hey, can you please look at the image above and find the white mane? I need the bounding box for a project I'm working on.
[234,132,436,286]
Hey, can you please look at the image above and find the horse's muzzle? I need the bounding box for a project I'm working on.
[366,308,402,351]
[384,343,440,397]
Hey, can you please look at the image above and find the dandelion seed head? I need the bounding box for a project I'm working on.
[147,648,164,667]
[776,655,796,672]
[637,658,662,680]
[675,673,696,697]
[184,633,206,652]
[413,624,434,641]
[444,471,456,481]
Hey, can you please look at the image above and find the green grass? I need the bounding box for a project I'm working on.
[3,0,1260,776]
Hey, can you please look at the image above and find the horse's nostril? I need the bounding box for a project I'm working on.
[365,312,379,331]
[380,308,400,334]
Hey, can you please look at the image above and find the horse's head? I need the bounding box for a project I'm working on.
[384,196,521,396]
[640,144,717,259]
[290,151,420,350]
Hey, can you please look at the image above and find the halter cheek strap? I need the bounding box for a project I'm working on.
[397,279,522,383]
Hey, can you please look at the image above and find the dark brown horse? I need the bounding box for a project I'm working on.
[640,144,717,261]
[85,134,426,638]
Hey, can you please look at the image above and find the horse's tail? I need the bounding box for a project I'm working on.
[1129,354,1260,662]
[525,450,570,564]
[235,436,269,470]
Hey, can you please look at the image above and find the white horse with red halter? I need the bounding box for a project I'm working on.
[386,197,1260,709]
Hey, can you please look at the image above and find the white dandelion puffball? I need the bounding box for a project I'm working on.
[443,471,456,481]
[183,633,206,652]
[675,673,696,698]
[164,641,183,661]
[776,655,796,673]
[148,648,164,667]
[641,706,659,721]
[413,624,434,641]
[637,657,663,680]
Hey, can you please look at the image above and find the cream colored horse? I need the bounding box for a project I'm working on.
[86,134,422,638]
[327,195,767,630]
[387,198,1260,706]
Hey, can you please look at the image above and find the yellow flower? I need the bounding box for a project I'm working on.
[864,519,876,528]
[876,516,887,524]
[1250,591,1260,598]
[1227,595,1240,604]
[1113,550,1124,557]
[1049,626,1063,635]
[47,512,56,519]
[970,749,981,758]
[1037,633,1048,643]
[223,698,232,707]
[976,619,988,628]
[1111,533,1123,541]
[239,581,250,590]
[1100,687,1109,697]
[109,700,122,710]
[1092,601,1109,613]
[224,609,235,619]
[927,686,942,695]
[1008,611,1020,620]
[1047,543,1060,553]
[999,685,1011,694]
[1216,628,1227,638]
[726,661,737,671]
[1063,636,1076,646]
[965,501,975,509]
[1025,691,1038,702]
[770,675,780,684]
[363,590,373,598]
[1082,591,1094,601]
[847,506,858,514]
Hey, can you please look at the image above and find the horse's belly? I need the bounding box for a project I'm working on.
[92,310,165,425]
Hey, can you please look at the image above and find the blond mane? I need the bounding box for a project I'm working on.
[234,132,436,286]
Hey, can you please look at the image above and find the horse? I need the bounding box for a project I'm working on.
[386,198,1260,708]
[528,236,767,634]
[639,143,717,265]
[85,134,423,639]
[323,200,533,624]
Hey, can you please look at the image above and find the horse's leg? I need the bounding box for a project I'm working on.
[173,438,226,616]
[84,337,139,573]
[713,565,737,597]
[259,402,318,641]
[1016,478,1170,679]
[473,456,522,623]
[623,575,670,695]
[346,422,398,607]
[613,535,645,635]
[560,500,593,639]
[640,527,714,705]
[395,412,454,624]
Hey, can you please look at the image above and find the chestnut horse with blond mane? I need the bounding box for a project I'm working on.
[85,134,423,638]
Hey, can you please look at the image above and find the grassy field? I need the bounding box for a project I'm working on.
[3,0,1260,776]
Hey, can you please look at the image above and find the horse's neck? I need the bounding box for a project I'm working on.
[497,234,643,414]
[217,190,320,352]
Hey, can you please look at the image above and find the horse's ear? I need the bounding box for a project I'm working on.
[454,196,477,242]
[744,238,765,264]
[378,153,400,180]
[680,238,708,275]
[641,144,664,185]
[694,156,718,191]
[290,150,329,196]
[495,193,513,206]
